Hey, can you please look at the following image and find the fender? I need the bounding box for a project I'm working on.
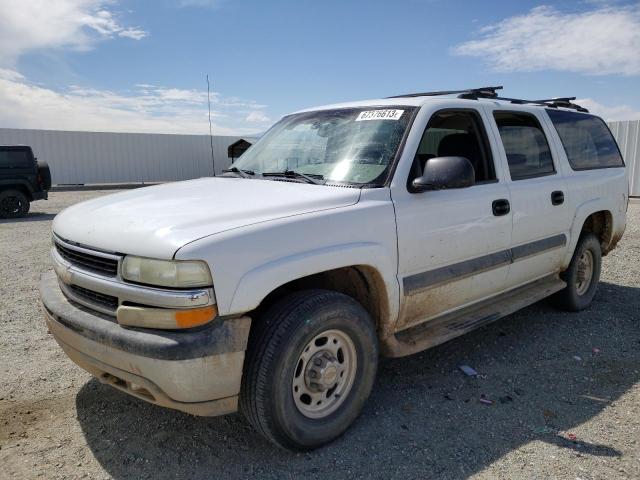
[564,196,617,266]
[0,178,35,195]
[227,241,399,323]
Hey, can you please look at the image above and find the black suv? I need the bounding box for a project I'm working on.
[0,145,51,218]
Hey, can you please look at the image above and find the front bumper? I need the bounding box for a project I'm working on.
[40,271,251,416]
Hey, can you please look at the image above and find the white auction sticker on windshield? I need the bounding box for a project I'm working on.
[355,109,404,121]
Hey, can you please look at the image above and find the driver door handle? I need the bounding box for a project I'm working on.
[492,198,510,216]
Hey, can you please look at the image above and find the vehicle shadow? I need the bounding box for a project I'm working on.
[0,212,56,224]
[75,282,639,479]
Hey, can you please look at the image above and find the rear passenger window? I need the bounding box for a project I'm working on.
[494,112,555,180]
[546,109,624,170]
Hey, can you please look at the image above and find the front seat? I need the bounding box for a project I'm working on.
[437,133,480,177]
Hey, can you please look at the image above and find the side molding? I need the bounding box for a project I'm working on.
[403,234,567,295]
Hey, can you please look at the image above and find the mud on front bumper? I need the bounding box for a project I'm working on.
[40,271,251,416]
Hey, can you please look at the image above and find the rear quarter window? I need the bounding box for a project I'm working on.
[546,109,624,170]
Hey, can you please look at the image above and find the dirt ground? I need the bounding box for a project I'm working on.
[1,191,639,480]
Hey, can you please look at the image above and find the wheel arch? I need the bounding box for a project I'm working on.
[566,197,620,267]
[0,181,34,200]
[580,210,614,254]
[226,242,399,336]
[247,265,391,334]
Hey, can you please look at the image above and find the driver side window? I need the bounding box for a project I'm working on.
[412,110,496,184]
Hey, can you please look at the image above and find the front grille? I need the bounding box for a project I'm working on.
[68,284,118,311]
[55,242,118,276]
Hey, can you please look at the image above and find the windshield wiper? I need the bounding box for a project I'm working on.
[222,166,255,178]
[262,170,324,185]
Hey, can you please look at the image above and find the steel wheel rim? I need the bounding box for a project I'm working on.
[292,328,357,419]
[576,249,594,296]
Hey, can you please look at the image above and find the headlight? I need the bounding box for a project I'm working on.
[121,256,213,288]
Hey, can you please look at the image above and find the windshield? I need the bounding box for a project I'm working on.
[232,107,415,185]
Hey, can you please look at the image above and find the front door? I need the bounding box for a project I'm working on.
[392,108,512,332]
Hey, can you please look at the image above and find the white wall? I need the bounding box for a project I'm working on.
[0,128,240,184]
[609,120,640,197]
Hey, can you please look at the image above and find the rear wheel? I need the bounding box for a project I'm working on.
[0,189,30,218]
[240,290,378,451]
[554,233,602,311]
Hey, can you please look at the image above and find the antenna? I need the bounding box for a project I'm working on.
[206,74,216,176]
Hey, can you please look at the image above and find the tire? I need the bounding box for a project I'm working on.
[37,161,52,190]
[240,289,379,451]
[0,189,30,219]
[553,233,602,311]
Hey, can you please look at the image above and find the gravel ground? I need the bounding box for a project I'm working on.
[1,191,639,480]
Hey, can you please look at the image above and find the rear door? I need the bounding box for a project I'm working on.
[392,107,512,332]
[483,106,570,286]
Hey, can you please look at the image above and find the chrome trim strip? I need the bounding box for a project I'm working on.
[53,234,122,261]
[403,234,567,295]
[52,247,214,311]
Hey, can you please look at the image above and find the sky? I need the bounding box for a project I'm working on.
[0,0,639,135]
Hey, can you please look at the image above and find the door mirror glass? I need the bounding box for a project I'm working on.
[411,156,475,193]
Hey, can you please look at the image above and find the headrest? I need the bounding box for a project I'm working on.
[437,133,474,158]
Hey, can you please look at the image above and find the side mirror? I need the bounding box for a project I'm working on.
[411,156,475,193]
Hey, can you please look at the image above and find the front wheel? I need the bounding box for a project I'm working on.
[553,233,602,311]
[240,290,378,451]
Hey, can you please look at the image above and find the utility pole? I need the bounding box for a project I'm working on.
[206,74,216,176]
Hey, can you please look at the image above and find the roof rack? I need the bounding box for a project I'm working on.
[541,99,589,113]
[387,86,589,112]
[387,86,503,99]
[489,95,588,112]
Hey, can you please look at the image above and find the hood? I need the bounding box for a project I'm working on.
[53,177,361,258]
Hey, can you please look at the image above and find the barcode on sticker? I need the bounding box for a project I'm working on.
[355,109,404,121]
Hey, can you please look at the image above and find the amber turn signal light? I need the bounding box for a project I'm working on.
[117,305,217,329]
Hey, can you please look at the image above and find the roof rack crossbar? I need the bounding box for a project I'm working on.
[490,96,588,112]
[542,100,589,113]
[529,97,577,103]
[387,86,503,99]
[387,87,588,112]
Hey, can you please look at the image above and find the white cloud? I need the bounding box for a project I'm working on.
[453,5,640,75]
[0,1,271,134]
[0,1,271,133]
[0,0,147,66]
[113,27,148,41]
[245,110,271,123]
[0,69,270,135]
[577,98,640,121]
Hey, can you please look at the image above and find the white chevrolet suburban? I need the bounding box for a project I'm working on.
[40,87,628,451]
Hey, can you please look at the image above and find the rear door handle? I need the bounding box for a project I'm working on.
[492,198,510,216]
[551,190,565,206]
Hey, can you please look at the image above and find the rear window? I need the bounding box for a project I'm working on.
[546,110,624,170]
[0,148,33,169]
